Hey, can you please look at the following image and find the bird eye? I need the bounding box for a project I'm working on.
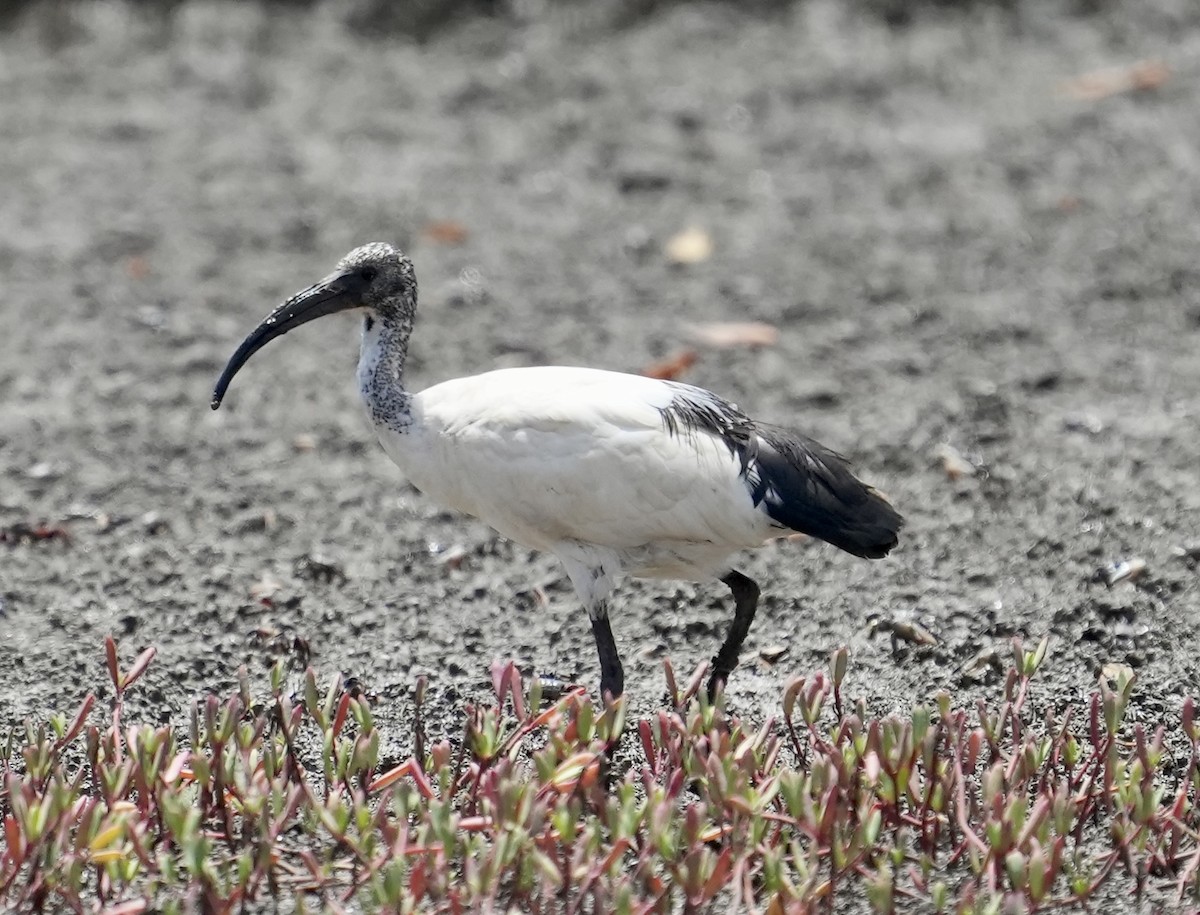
[359,267,378,282]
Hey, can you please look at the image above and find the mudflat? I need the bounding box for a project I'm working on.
[2,0,1197,840]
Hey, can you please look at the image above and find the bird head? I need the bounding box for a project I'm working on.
[211,242,415,410]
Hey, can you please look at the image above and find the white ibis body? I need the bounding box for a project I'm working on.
[212,243,902,700]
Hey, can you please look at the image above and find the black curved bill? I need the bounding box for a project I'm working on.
[211,269,367,410]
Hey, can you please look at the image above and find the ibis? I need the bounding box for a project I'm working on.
[212,243,902,700]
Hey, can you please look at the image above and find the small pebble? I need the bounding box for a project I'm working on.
[26,462,58,480]
[932,443,975,481]
[1096,558,1147,588]
[436,543,468,570]
[1063,413,1104,435]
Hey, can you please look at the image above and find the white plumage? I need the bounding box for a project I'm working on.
[382,366,776,575]
[213,243,903,699]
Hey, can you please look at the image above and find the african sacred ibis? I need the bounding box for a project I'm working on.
[212,243,903,700]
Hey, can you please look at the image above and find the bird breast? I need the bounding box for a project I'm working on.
[370,367,777,558]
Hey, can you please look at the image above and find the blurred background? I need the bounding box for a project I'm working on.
[1,0,1198,728]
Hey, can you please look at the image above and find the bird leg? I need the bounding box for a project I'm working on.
[589,603,625,702]
[708,571,761,700]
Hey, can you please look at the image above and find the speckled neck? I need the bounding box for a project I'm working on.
[357,312,414,432]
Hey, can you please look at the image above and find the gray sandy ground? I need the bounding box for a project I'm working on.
[1,0,1199,905]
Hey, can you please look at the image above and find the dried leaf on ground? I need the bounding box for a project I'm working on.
[422,220,470,245]
[686,321,780,349]
[869,616,939,647]
[665,226,713,265]
[1096,557,1147,588]
[126,255,150,280]
[1060,60,1170,101]
[932,443,976,481]
[640,348,698,380]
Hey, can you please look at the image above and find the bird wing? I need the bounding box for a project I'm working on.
[397,367,773,554]
[652,380,901,559]
[390,365,900,562]
[742,423,902,559]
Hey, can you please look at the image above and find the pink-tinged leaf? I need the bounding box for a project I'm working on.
[120,647,157,690]
[400,845,439,857]
[907,864,926,893]
[299,849,323,880]
[410,857,427,900]
[1177,847,1200,899]
[55,692,96,749]
[1168,785,1188,823]
[683,663,708,702]
[70,794,91,822]
[863,752,882,784]
[126,823,156,869]
[1018,795,1052,847]
[331,691,352,738]
[162,752,189,786]
[508,665,526,720]
[3,816,23,864]
[965,729,983,772]
[368,763,411,794]
[666,766,685,799]
[490,660,508,704]
[599,837,631,875]
[701,847,734,902]
[520,691,584,736]
[951,749,989,856]
[726,795,754,816]
[459,816,493,833]
[663,659,679,705]
[99,902,148,915]
[368,758,435,798]
[818,787,839,838]
[548,752,600,794]
[782,677,803,722]
[275,785,306,838]
[639,719,657,773]
[105,637,120,691]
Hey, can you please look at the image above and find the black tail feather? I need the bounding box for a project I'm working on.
[747,425,902,559]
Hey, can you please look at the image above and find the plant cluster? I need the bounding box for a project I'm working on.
[2,637,1198,913]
